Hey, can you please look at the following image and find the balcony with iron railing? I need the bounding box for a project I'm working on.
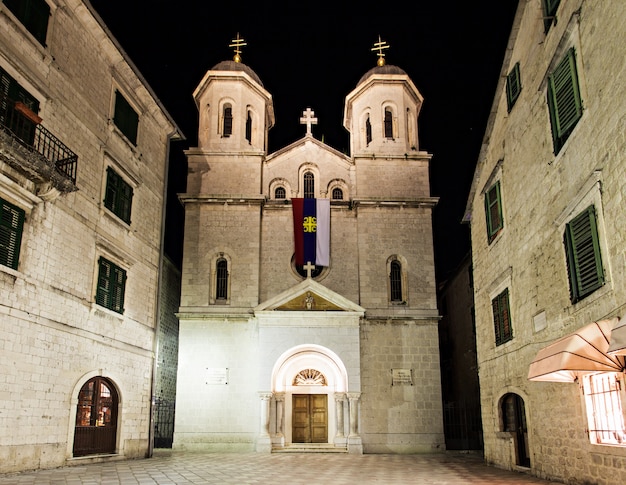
[0,93,78,192]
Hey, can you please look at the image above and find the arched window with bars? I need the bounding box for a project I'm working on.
[332,187,343,200]
[304,172,315,199]
[275,186,286,199]
[390,260,403,302]
[384,108,394,139]
[222,104,233,137]
[216,258,228,300]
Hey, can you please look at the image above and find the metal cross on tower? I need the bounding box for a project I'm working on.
[229,33,247,63]
[371,35,390,66]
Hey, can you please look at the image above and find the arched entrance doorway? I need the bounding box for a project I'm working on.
[271,344,350,447]
[501,393,530,467]
[73,376,118,456]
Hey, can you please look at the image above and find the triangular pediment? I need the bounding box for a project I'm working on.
[254,278,365,314]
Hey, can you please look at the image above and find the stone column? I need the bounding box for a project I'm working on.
[273,392,285,448]
[346,392,363,454]
[256,392,273,453]
[334,393,345,438]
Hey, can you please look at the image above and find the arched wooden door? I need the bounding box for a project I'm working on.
[502,393,530,467]
[73,377,118,456]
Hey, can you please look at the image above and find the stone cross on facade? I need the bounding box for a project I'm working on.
[300,108,318,136]
[303,261,316,278]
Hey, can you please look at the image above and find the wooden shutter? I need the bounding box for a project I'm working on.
[113,91,139,145]
[564,206,604,303]
[96,257,126,313]
[506,63,521,112]
[492,289,512,345]
[547,49,582,153]
[104,168,133,224]
[485,182,503,243]
[3,0,50,46]
[0,199,25,270]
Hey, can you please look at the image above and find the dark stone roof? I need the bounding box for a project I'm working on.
[210,60,264,87]
[357,64,408,85]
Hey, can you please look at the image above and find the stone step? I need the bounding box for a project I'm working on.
[272,443,348,453]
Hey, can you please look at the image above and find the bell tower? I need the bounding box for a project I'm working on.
[181,36,274,311]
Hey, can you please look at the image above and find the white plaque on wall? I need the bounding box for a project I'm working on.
[391,368,413,386]
[206,367,229,385]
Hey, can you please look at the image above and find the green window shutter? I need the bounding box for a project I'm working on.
[547,48,583,154]
[113,91,139,145]
[564,206,604,303]
[0,198,25,270]
[104,168,133,224]
[542,0,561,31]
[96,257,126,314]
[506,63,522,112]
[492,289,512,346]
[3,0,50,45]
[484,181,503,243]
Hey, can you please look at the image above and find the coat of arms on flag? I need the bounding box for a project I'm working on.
[292,198,330,267]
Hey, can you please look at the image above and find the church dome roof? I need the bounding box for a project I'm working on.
[210,60,264,87]
[357,64,407,85]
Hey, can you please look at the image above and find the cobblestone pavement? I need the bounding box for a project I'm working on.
[0,451,561,484]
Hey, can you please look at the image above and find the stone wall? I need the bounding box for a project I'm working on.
[0,0,177,473]
[467,0,626,482]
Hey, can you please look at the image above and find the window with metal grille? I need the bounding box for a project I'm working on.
[275,187,286,199]
[542,0,561,32]
[245,111,252,143]
[390,260,402,302]
[223,105,233,137]
[564,205,604,303]
[304,172,314,199]
[365,115,372,145]
[506,63,522,112]
[492,288,512,345]
[384,108,393,139]
[583,373,626,446]
[96,257,126,314]
[104,167,133,224]
[113,91,139,145]
[484,181,503,243]
[3,0,50,45]
[332,188,343,200]
[216,258,228,300]
[0,198,25,270]
[547,48,583,154]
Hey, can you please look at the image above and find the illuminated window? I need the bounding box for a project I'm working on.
[583,373,626,446]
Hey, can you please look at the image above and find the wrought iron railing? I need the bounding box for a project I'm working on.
[0,94,77,184]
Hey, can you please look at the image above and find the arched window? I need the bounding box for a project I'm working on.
[245,111,252,143]
[73,377,118,456]
[332,187,343,200]
[223,104,233,137]
[216,258,228,300]
[275,186,286,199]
[384,108,394,139]
[366,115,372,145]
[390,260,402,302]
[304,172,315,199]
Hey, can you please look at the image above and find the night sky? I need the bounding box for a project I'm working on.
[90,1,519,280]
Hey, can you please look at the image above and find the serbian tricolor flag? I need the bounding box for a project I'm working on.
[292,198,330,266]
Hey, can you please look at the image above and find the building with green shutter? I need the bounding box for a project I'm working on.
[464,0,626,482]
[0,0,182,473]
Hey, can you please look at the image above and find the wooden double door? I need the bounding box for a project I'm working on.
[292,394,327,443]
[73,377,118,456]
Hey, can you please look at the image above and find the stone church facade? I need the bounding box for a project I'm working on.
[0,0,182,473]
[175,47,444,453]
[464,0,626,483]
